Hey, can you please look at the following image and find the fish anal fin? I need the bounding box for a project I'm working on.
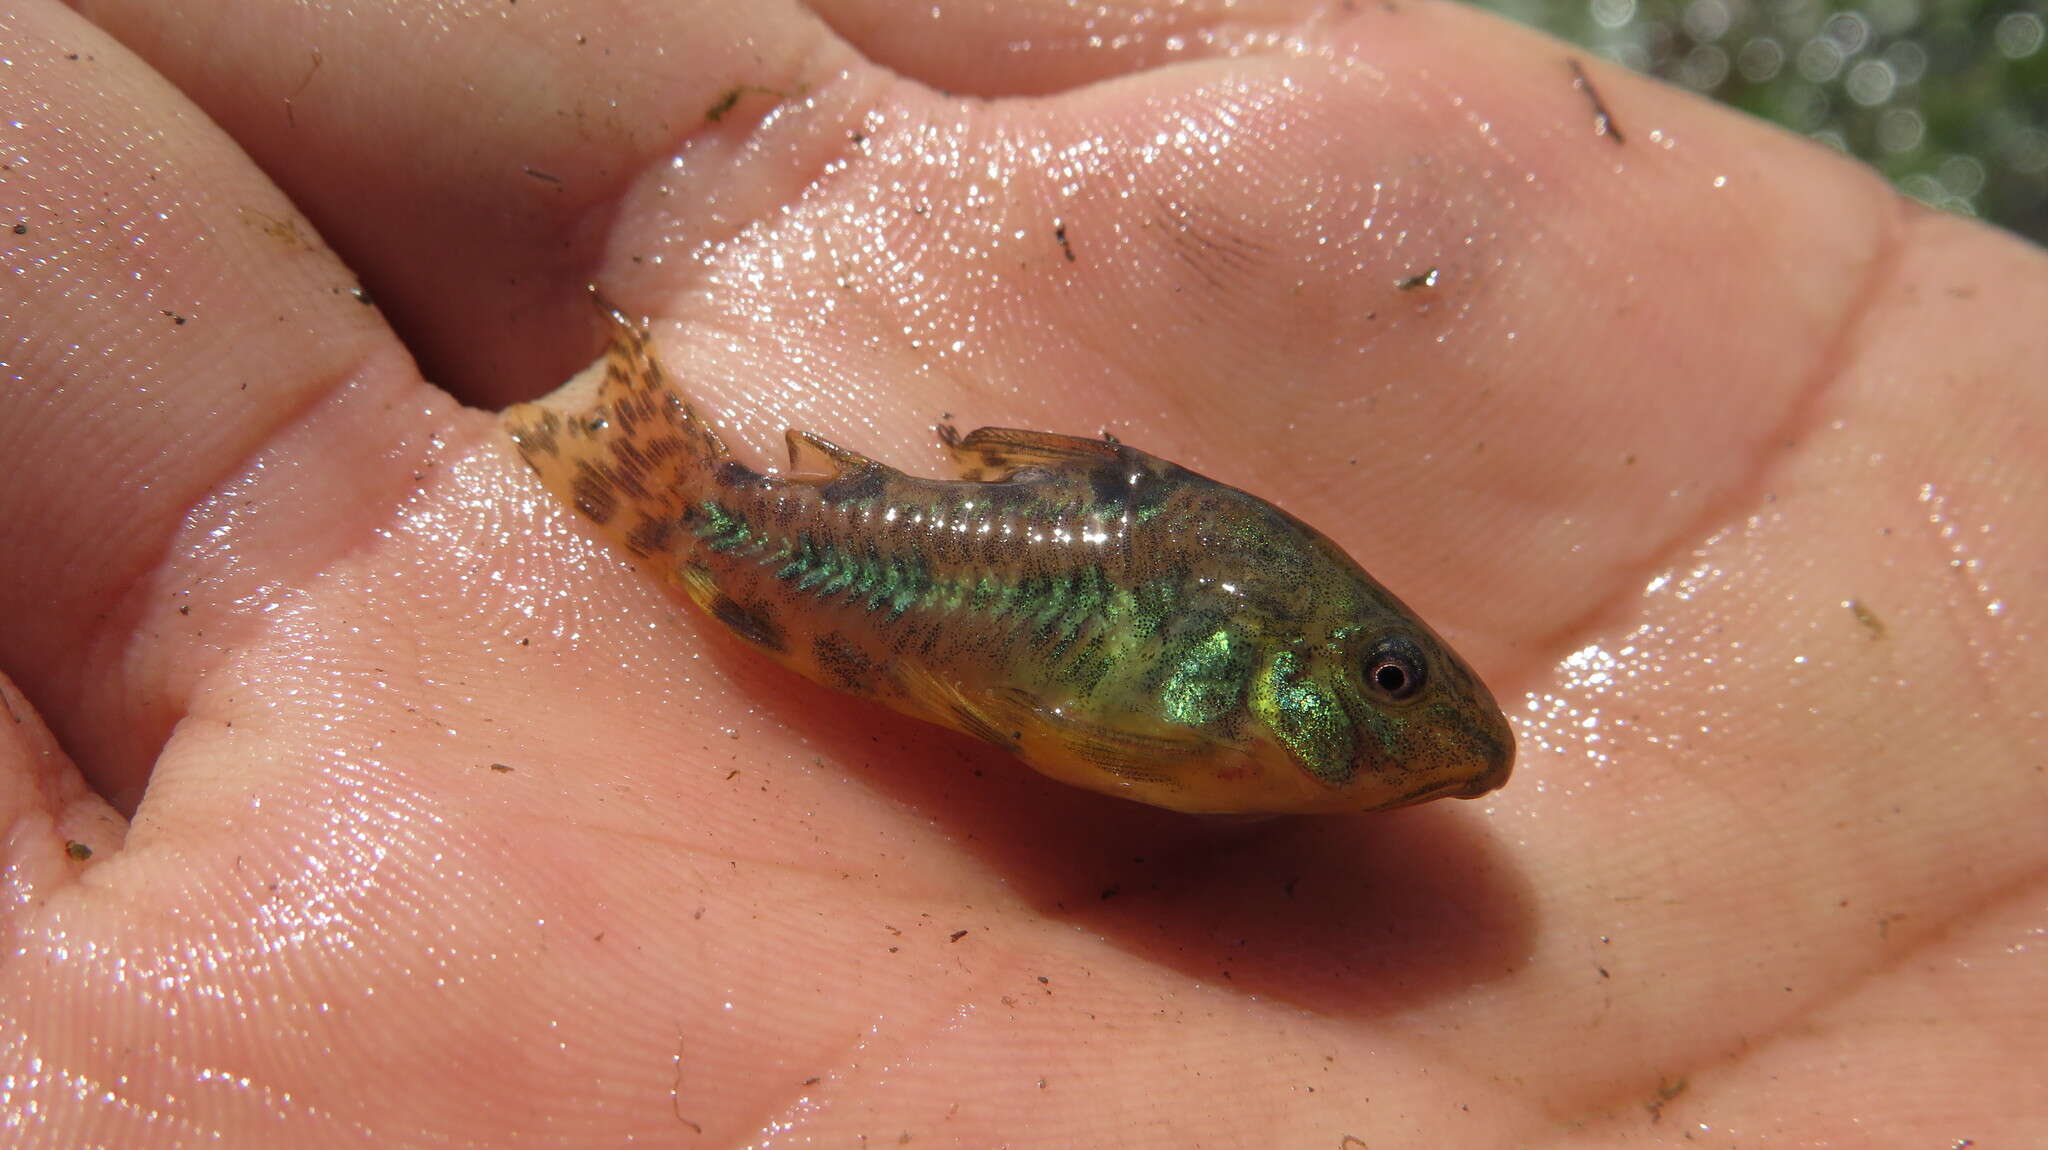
[940,425,1124,482]
[674,563,722,615]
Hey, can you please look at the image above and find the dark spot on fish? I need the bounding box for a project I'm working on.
[625,514,674,556]
[819,464,886,504]
[710,595,786,652]
[512,413,561,457]
[813,632,877,692]
[571,467,618,525]
[1088,461,1142,508]
[714,459,755,487]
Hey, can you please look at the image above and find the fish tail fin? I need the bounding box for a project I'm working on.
[503,297,744,561]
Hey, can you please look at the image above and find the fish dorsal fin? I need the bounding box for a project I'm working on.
[939,425,1124,482]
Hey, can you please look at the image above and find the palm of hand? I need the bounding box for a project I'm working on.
[3,1,2042,1145]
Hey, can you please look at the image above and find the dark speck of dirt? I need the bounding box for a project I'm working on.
[706,86,743,123]
[1568,58,1627,145]
[1645,1076,1688,1123]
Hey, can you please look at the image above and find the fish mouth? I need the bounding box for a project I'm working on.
[1385,777,1474,808]
[1453,751,1514,799]
[1389,755,1514,808]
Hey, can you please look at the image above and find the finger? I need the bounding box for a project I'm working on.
[0,2,435,804]
[74,0,833,406]
[0,668,124,906]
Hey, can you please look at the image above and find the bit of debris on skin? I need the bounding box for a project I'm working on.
[1847,598,1887,640]
[1645,1076,1688,1123]
[1396,267,1440,290]
[670,1035,703,1134]
[64,841,93,861]
[284,49,322,128]
[1568,58,1627,145]
[704,82,811,125]
[706,86,744,123]
[1054,220,1076,262]
[488,762,514,773]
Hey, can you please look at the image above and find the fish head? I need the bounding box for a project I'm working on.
[1241,611,1515,814]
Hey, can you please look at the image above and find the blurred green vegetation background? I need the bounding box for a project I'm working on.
[1475,0,2048,244]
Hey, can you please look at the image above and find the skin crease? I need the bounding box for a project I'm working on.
[0,0,2042,1145]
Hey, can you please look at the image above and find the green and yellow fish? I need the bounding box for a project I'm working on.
[503,305,1513,814]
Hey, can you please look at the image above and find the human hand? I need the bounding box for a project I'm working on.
[4,0,2042,1144]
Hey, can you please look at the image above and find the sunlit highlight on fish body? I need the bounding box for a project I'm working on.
[503,306,1513,814]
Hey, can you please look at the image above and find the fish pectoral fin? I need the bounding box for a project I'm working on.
[902,665,1208,791]
[895,664,1025,751]
[939,425,1124,482]
[985,688,1208,786]
[784,429,870,477]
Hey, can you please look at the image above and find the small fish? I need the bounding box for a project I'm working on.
[503,304,1513,814]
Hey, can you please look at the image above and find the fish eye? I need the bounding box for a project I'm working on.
[1363,636,1427,702]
